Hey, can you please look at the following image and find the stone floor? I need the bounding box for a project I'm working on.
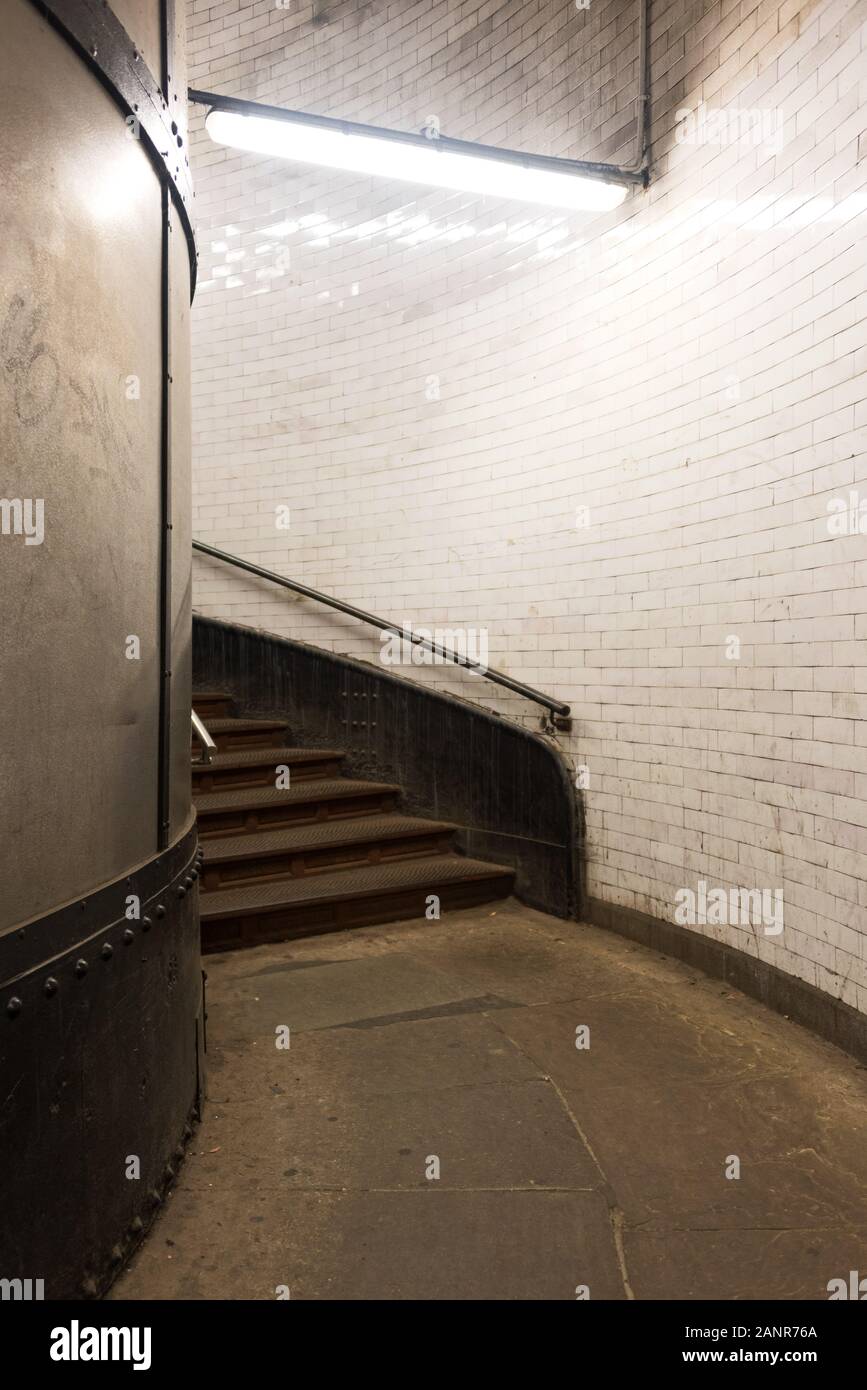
[111,900,867,1301]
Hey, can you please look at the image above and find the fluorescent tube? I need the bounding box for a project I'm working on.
[205,109,629,212]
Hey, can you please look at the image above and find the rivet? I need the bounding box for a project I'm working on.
[184,875,194,888]
[44,977,58,998]
[182,1123,193,1141]
[148,1188,162,1207]
[164,1164,175,1182]
[174,1145,184,1162]
[155,904,166,918]
[190,869,199,881]
[101,943,113,960]
[124,928,135,944]
[81,1277,98,1298]
[75,959,88,978]
[6,997,22,1018]
[129,1215,143,1234]
[176,885,186,899]
[142,916,152,932]
[109,1245,123,1265]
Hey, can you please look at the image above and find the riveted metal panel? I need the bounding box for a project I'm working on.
[0,0,200,1297]
[0,821,202,1298]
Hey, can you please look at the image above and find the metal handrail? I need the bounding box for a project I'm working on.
[192,539,570,718]
[191,708,217,764]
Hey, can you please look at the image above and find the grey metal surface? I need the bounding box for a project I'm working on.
[0,0,194,930]
[0,0,167,929]
[168,196,194,832]
[0,0,200,1299]
[29,0,197,292]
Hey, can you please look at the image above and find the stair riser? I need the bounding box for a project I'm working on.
[201,831,455,891]
[193,757,343,792]
[193,696,234,718]
[197,791,399,838]
[201,875,513,953]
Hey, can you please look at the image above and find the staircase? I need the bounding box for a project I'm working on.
[193,691,515,952]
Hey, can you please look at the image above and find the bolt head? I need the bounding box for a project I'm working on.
[6,997,22,1018]
[101,943,113,960]
[75,959,88,978]
[44,977,58,997]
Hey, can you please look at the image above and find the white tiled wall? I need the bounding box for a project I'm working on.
[187,0,867,1009]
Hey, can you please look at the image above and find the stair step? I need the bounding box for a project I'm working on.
[195,778,400,837]
[192,745,345,791]
[200,856,515,952]
[200,813,457,890]
[199,716,289,751]
[193,690,234,718]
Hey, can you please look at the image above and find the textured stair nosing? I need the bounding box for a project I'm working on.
[194,779,401,814]
[202,717,287,735]
[200,814,458,864]
[200,856,515,921]
[192,746,345,771]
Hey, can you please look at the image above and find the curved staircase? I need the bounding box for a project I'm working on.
[193,691,515,952]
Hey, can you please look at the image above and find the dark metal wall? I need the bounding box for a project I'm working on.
[193,616,582,919]
[0,0,200,1298]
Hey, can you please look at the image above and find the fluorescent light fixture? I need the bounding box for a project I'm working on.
[204,107,630,213]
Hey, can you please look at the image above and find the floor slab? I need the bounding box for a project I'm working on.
[111,900,867,1301]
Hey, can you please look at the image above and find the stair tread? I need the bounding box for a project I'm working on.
[200,855,514,919]
[201,813,456,863]
[194,778,400,812]
[193,745,344,770]
[201,716,287,734]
